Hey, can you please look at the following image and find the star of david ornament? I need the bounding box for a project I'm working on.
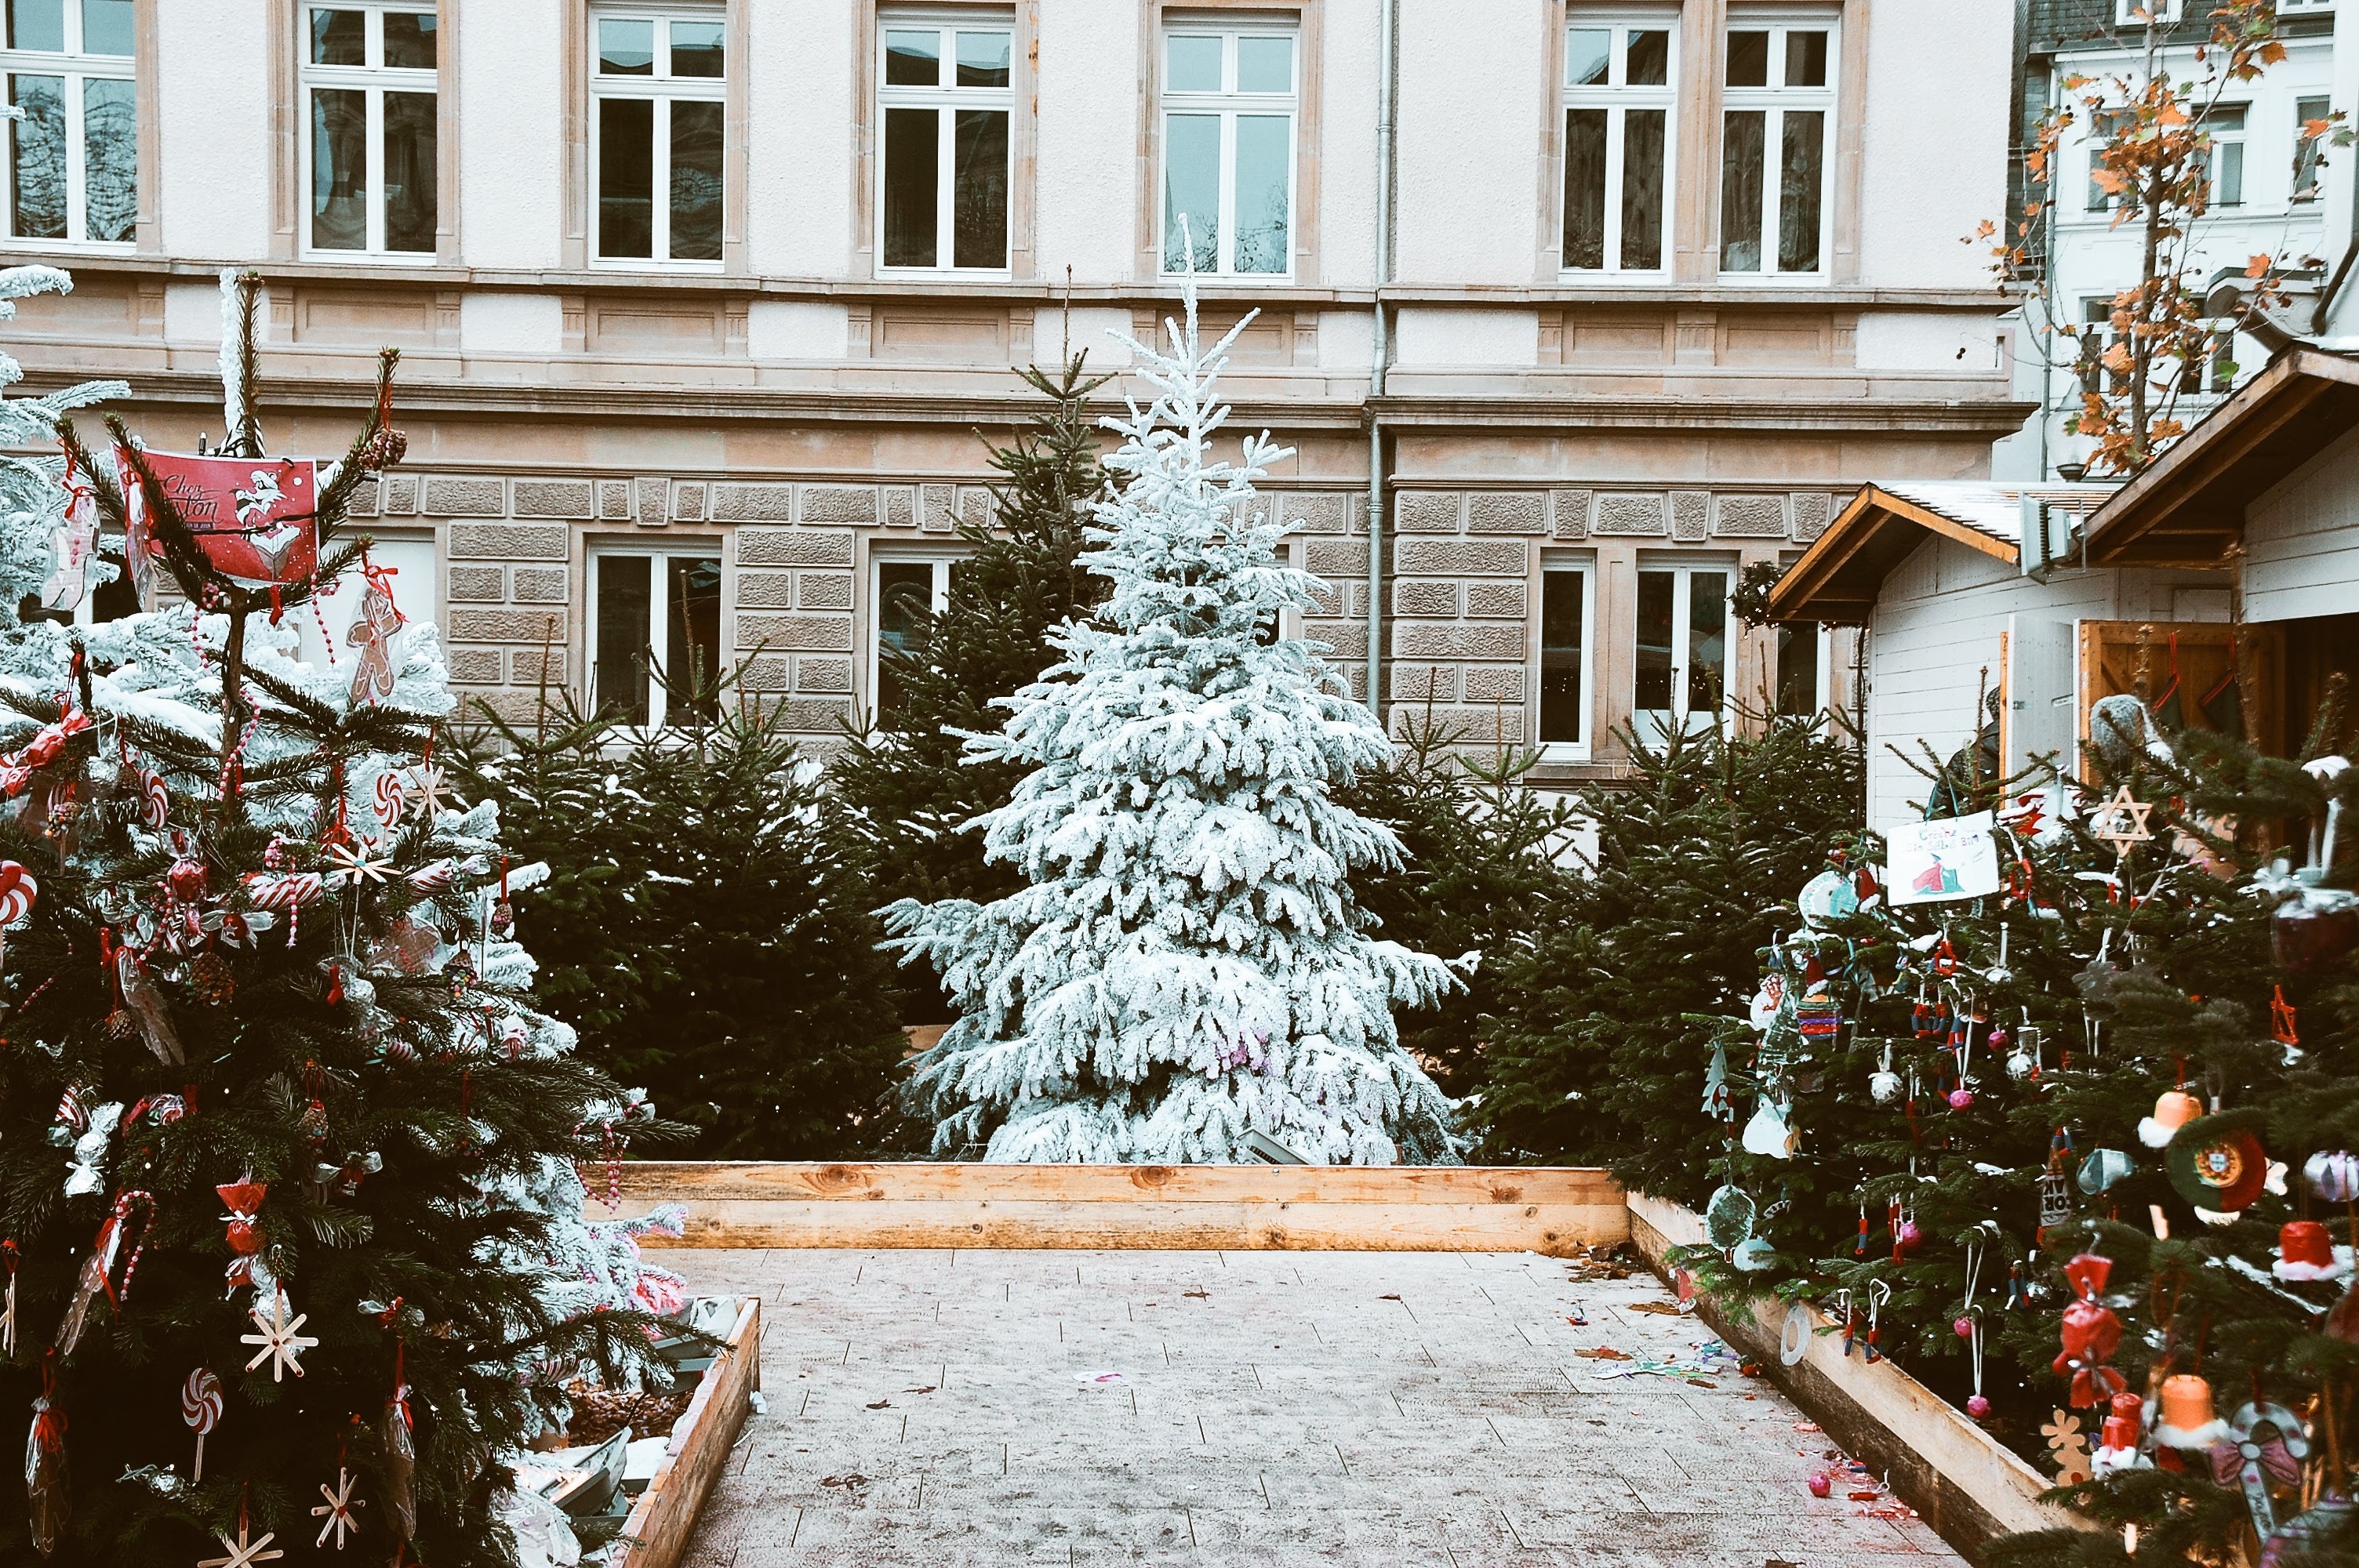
[313,1466,365,1549]
[2090,784,2155,860]
[198,1521,283,1568]
[241,1290,318,1381]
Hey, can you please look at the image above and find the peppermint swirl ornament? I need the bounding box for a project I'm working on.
[180,1366,221,1482]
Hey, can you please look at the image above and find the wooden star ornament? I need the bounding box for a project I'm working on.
[2090,784,2155,860]
[313,1466,365,1549]
[405,760,456,821]
[198,1520,282,1568]
[241,1290,318,1382]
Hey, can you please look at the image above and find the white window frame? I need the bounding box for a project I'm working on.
[2294,93,2332,203]
[298,2,438,258]
[2197,102,2246,209]
[867,549,958,721]
[2116,0,2184,23]
[1717,12,1837,281]
[1535,556,1595,760]
[587,540,727,731]
[1158,24,1298,279]
[1773,621,1834,718]
[1560,12,1678,278]
[588,2,727,270]
[1634,557,1736,738]
[874,10,1014,276]
[0,1,134,249]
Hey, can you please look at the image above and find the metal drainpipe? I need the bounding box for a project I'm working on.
[1366,0,1396,713]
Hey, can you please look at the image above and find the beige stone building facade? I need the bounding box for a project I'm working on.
[2,0,2026,781]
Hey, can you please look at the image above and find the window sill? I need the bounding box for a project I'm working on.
[4,238,135,255]
[301,250,441,266]
[1554,270,1674,285]
[589,258,727,274]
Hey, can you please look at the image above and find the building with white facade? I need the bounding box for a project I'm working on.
[1995,0,2350,480]
[0,0,2023,780]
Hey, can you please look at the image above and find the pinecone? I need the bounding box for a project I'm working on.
[104,1007,134,1042]
[299,1097,329,1143]
[359,426,408,472]
[189,951,235,1006]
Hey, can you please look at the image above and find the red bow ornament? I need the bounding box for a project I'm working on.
[0,710,90,798]
[218,1180,267,1294]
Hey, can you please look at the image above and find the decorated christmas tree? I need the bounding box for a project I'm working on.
[0,270,683,1566]
[884,283,1459,1164]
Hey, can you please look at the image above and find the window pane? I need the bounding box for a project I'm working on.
[1634,569,1674,713]
[1778,109,1824,271]
[671,20,723,78]
[309,85,366,250]
[1540,572,1584,743]
[1162,112,1218,271]
[2215,140,2243,206]
[1237,35,1291,92]
[2295,95,2329,201]
[596,96,652,257]
[598,17,653,75]
[1776,625,1819,717]
[1167,34,1220,92]
[665,555,722,720]
[1686,570,1728,716]
[956,30,1009,88]
[383,12,434,68]
[309,6,362,65]
[1627,29,1668,86]
[82,75,133,242]
[884,28,939,87]
[1562,107,1605,269]
[952,107,1007,267]
[1725,29,1767,86]
[882,104,938,267]
[79,0,130,55]
[1621,107,1665,269]
[875,561,935,720]
[596,555,652,726]
[1566,27,1608,86]
[669,98,722,260]
[1784,29,1827,87]
[8,74,60,238]
[6,0,59,51]
[380,89,434,251]
[1720,110,1764,271]
[1233,114,1289,273]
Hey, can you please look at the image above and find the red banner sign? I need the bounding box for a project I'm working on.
[116,449,320,590]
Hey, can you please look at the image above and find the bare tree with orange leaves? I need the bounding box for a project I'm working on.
[1981,0,2345,476]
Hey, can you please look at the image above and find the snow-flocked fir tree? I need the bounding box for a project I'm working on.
[0,270,688,1565]
[885,286,1459,1164]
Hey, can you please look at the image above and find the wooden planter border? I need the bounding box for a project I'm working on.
[609,1295,762,1568]
[1626,1193,2097,1563]
[602,1162,1630,1255]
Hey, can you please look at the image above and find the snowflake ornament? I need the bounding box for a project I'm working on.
[241,1290,318,1381]
[324,839,394,886]
[405,760,456,820]
[198,1521,283,1568]
[312,1466,365,1548]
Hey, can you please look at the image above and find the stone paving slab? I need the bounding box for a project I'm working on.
[668,1248,1965,1568]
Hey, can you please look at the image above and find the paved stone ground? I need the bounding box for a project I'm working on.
[671,1248,1966,1567]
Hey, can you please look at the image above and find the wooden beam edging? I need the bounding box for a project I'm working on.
[595,1162,1630,1255]
[1626,1193,2099,1563]
[609,1295,762,1568]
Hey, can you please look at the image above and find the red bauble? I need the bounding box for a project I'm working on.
[165,858,206,900]
[1806,1472,1831,1498]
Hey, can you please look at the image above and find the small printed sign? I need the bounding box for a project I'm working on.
[1885,811,2001,906]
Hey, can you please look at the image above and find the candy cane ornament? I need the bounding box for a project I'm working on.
[181,1367,222,1482]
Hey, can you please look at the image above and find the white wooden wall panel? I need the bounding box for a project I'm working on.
[2245,422,2359,624]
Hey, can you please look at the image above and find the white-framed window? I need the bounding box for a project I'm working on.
[2084,107,2131,212]
[2294,95,2331,202]
[590,4,725,266]
[0,0,134,247]
[1562,13,1676,274]
[2196,103,2245,209]
[877,13,1011,273]
[589,543,723,728]
[1718,14,1834,278]
[1634,559,1732,736]
[1160,24,1296,277]
[870,553,954,720]
[300,4,437,256]
[2115,0,2183,23]
[1536,557,1594,756]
